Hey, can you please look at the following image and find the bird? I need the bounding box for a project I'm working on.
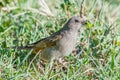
[12,16,87,66]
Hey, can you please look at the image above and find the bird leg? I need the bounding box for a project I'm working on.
[58,58,68,68]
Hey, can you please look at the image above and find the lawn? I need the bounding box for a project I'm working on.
[0,0,120,80]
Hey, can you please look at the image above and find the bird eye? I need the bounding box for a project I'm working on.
[75,19,79,23]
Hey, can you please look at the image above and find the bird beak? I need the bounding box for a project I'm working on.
[81,20,87,25]
[81,18,90,25]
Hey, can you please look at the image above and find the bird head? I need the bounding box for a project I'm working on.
[67,16,87,32]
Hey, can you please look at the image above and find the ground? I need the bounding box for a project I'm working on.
[0,0,120,80]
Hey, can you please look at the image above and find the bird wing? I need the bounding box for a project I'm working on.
[31,34,62,53]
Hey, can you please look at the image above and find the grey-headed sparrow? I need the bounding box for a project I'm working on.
[13,16,87,65]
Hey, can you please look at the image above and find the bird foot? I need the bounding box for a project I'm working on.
[58,58,68,68]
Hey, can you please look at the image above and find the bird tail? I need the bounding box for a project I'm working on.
[9,45,34,50]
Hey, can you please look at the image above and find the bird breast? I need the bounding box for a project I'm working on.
[58,30,78,56]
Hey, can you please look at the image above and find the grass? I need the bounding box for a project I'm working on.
[0,0,120,80]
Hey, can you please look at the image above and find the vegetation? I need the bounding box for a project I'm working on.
[0,0,120,79]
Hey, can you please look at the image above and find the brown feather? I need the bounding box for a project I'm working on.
[31,35,62,53]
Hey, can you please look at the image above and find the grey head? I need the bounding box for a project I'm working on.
[63,16,87,32]
[51,16,87,37]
